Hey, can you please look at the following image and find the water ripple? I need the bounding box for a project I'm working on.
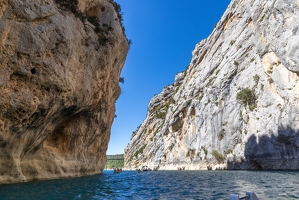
[0,170,299,199]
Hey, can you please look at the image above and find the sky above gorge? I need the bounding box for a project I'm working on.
[107,0,231,155]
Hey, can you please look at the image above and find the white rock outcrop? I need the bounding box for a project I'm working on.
[125,0,299,170]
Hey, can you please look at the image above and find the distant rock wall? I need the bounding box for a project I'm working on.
[125,0,299,170]
[0,0,128,184]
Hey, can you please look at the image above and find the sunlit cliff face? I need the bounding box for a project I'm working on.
[0,0,128,184]
[125,0,299,170]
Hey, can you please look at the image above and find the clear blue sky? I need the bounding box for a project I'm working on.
[107,0,231,155]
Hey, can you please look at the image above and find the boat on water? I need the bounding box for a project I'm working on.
[113,168,122,173]
[142,166,152,171]
[230,191,259,200]
[136,165,154,172]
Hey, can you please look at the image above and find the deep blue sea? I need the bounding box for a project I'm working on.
[0,170,298,199]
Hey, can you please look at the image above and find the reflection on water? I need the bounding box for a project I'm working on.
[0,170,299,199]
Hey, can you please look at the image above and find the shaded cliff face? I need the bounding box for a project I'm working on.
[125,0,299,170]
[0,0,128,184]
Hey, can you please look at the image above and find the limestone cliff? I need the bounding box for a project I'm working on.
[125,0,299,170]
[0,0,128,184]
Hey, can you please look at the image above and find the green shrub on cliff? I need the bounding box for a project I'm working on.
[111,1,125,33]
[211,150,225,163]
[133,144,147,158]
[253,74,260,84]
[236,88,257,111]
[156,111,166,119]
[55,0,129,47]
[54,0,83,19]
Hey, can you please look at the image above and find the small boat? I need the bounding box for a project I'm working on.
[230,191,258,200]
[113,168,122,173]
[141,165,152,171]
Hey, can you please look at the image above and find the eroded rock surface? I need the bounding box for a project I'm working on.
[0,0,128,183]
[125,0,299,170]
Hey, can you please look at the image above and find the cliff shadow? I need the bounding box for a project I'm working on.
[227,125,299,170]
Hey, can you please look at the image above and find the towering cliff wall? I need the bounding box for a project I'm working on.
[0,0,128,184]
[125,0,299,170]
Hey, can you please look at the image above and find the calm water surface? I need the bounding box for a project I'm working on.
[0,170,299,199]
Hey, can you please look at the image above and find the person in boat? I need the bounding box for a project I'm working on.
[114,168,122,173]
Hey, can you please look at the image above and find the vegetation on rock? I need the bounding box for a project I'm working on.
[211,150,225,163]
[54,0,83,19]
[236,88,257,111]
[54,0,130,47]
[253,74,260,85]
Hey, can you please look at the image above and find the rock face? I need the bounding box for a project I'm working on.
[125,0,299,170]
[0,0,128,184]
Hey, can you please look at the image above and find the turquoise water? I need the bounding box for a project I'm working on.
[0,170,299,199]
